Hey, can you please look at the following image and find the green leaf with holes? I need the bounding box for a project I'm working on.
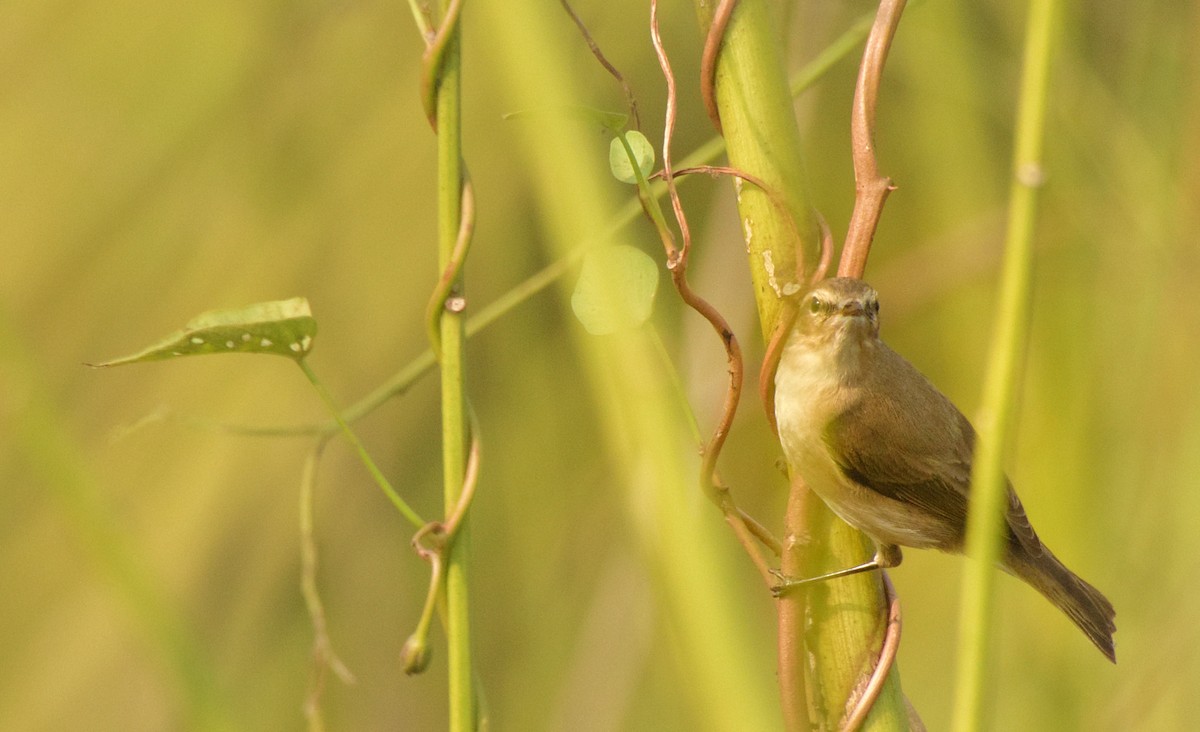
[89,298,317,367]
[609,131,655,184]
[571,245,658,335]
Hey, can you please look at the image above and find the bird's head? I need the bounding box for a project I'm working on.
[796,277,881,348]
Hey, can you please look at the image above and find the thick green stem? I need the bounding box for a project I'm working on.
[695,0,816,335]
[694,2,910,729]
[432,5,476,728]
[951,0,1059,729]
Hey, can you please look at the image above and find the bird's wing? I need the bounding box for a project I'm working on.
[823,398,972,533]
[823,378,1043,554]
[820,340,1046,552]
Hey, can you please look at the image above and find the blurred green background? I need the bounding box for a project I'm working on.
[2,0,1197,729]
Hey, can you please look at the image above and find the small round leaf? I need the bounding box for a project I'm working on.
[609,131,655,184]
[571,245,659,335]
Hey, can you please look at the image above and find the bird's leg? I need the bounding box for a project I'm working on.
[770,544,902,597]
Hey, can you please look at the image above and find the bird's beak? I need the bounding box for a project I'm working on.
[840,301,867,318]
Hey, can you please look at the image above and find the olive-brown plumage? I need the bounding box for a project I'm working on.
[774,277,1116,662]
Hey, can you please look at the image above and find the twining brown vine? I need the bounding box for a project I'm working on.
[651,0,809,581]
[700,0,737,132]
[558,0,641,130]
[839,0,907,279]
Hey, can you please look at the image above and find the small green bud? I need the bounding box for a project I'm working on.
[400,635,432,675]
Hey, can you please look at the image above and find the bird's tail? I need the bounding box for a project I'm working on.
[1006,545,1117,662]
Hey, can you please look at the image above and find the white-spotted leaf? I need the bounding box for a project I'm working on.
[90,298,317,367]
[571,245,658,335]
[609,131,655,184]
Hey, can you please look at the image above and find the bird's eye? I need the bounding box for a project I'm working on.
[870,299,880,314]
[809,296,822,314]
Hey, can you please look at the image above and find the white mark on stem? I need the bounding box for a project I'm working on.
[1017,163,1046,188]
[762,250,782,297]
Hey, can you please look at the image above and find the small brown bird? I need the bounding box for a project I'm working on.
[772,277,1116,662]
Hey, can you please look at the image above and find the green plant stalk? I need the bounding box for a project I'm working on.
[617,131,677,247]
[693,2,910,729]
[694,0,816,337]
[297,359,425,527]
[299,441,328,732]
[950,0,1059,729]
[432,6,476,729]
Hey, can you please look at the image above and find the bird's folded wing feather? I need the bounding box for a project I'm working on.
[823,352,1042,554]
[823,398,973,532]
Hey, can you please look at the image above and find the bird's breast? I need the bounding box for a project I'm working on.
[773,334,962,549]
[774,339,848,475]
